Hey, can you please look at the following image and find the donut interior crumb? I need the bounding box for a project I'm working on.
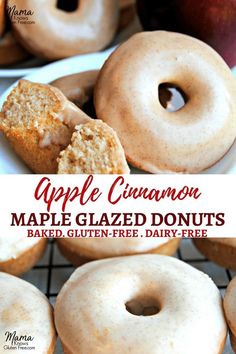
[0,79,64,132]
[58,120,129,174]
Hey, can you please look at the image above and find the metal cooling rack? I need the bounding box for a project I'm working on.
[20,239,235,354]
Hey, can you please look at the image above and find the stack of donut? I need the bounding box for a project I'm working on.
[0,0,137,66]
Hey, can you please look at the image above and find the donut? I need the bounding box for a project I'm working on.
[0,32,29,66]
[0,272,56,353]
[57,120,130,174]
[118,0,136,31]
[0,80,91,174]
[94,31,236,173]
[56,238,181,266]
[224,277,236,353]
[55,254,227,354]
[193,238,236,271]
[0,0,5,37]
[8,0,119,60]
[119,0,135,7]
[0,235,47,276]
[51,70,99,111]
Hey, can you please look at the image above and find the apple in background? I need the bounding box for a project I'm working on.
[136,0,236,68]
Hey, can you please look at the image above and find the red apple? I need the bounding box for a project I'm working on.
[136,0,236,67]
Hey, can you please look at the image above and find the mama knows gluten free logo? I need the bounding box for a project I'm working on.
[3,331,35,351]
[6,5,35,25]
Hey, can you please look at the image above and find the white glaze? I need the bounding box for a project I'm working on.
[59,238,171,258]
[55,254,226,354]
[95,31,236,173]
[224,277,236,336]
[0,272,55,353]
[0,235,41,262]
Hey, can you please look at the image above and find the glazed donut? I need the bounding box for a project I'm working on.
[193,238,236,271]
[0,0,5,37]
[56,238,180,266]
[8,0,119,60]
[57,120,130,174]
[119,0,135,8]
[0,80,91,174]
[0,272,56,353]
[94,31,236,173]
[0,32,29,66]
[224,277,236,353]
[118,0,136,31]
[51,70,99,110]
[55,255,227,354]
[0,234,47,276]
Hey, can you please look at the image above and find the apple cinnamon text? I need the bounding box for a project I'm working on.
[34,176,202,212]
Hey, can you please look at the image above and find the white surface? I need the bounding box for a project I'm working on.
[0,57,46,78]
[0,50,236,174]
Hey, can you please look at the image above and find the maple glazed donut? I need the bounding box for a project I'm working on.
[55,254,227,354]
[118,0,136,31]
[94,31,236,173]
[57,120,130,174]
[224,277,236,353]
[51,70,99,109]
[57,238,181,266]
[193,238,236,271]
[8,0,119,60]
[0,80,90,174]
[0,0,5,37]
[0,32,29,66]
[0,272,56,353]
[0,235,47,275]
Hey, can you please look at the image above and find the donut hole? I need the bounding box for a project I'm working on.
[125,296,160,316]
[158,83,187,112]
[57,0,79,12]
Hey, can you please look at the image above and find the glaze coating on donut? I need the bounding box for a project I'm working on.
[94,31,236,173]
[118,0,136,31]
[193,238,236,271]
[119,0,135,9]
[51,70,99,109]
[0,32,29,66]
[0,0,5,37]
[55,255,227,354]
[8,0,119,60]
[0,237,47,276]
[56,238,180,266]
[224,277,236,353]
[0,272,56,354]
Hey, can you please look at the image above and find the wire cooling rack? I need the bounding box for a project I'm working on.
[21,239,235,354]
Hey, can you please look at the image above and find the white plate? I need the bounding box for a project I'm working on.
[0,49,236,174]
[0,57,46,78]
